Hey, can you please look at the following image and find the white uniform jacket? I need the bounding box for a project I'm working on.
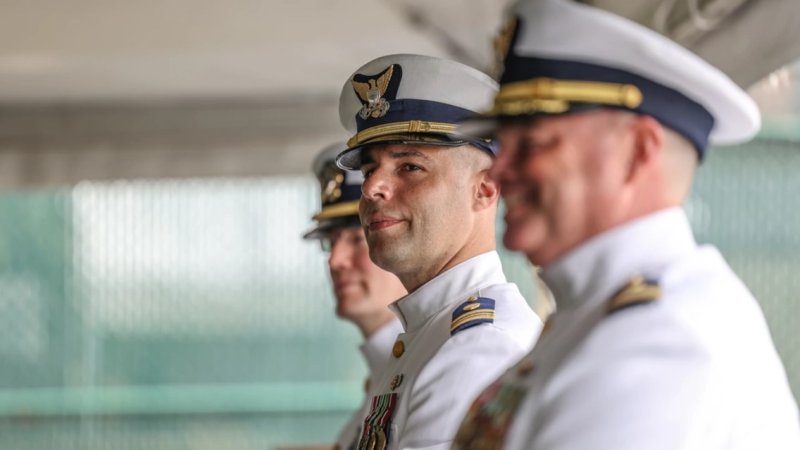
[356,251,541,450]
[453,208,800,450]
[337,318,405,450]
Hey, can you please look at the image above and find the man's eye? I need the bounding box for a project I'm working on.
[512,140,549,161]
[519,142,538,155]
[361,166,376,178]
[524,135,558,154]
[401,163,421,172]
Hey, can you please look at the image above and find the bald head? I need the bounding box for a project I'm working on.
[450,144,499,209]
[661,128,699,204]
[602,111,700,216]
[452,144,494,173]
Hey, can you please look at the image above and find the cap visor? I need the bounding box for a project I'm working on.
[456,115,498,140]
[302,216,361,240]
[337,134,469,170]
[336,147,362,171]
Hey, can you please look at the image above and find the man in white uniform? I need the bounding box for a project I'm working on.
[335,54,542,450]
[452,1,800,449]
[303,143,407,450]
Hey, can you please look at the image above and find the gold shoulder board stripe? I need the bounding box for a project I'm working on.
[606,276,661,314]
[449,310,496,334]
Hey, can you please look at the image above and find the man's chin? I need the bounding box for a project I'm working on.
[502,227,534,252]
[335,302,364,321]
[503,226,547,261]
[368,247,406,274]
[335,288,366,309]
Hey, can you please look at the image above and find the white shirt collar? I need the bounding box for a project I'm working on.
[359,318,404,375]
[389,251,508,332]
[541,207,697,311]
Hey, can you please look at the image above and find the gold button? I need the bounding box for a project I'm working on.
[517,361,535,377]
[463,303,481,311]
[467,296,478,302]
[392,340,405,358]
[541,317,554,336]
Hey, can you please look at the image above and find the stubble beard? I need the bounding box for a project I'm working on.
[367,233,415,277]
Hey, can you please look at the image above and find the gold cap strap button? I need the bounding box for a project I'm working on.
[392,340,405,358]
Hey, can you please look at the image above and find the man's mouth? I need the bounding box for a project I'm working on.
[504,191,525,209]
[366,214,404,231]
[503,183,540,210]
[335,281,355,291]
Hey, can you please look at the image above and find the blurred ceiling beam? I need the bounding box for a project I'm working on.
[0,0,796,187]
[0,98,343,187]
[0,0,450,104]
[584,0,800,88]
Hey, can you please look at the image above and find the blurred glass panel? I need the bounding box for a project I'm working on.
[750,60,800,141]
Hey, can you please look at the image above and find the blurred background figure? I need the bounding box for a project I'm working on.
[302,143,406,450]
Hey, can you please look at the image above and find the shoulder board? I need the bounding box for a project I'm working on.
[606,276,661,315]
[450,296,496,336]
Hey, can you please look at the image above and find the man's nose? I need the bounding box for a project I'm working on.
[361,167,391,201]
[488,143,514,183]
[328,238,353,270]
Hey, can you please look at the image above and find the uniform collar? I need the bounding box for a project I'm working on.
[390,251,508,332]
[541,207,697,311]
[359,318,404,376]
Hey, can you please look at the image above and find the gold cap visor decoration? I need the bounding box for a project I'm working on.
[487,77,643,117]
[346,120,460,148]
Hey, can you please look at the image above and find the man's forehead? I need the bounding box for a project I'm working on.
[496,110,613,136]
[495,118,547,141]
[361,144,437,164]
[497,112,573,131]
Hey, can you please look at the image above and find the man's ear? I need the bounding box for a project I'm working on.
[474,169,500,210]
[626,115,664,184]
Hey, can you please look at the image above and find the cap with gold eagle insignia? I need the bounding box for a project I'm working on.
[336,54,499,170]
[302,142,364,240]
[464,0,760,160]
